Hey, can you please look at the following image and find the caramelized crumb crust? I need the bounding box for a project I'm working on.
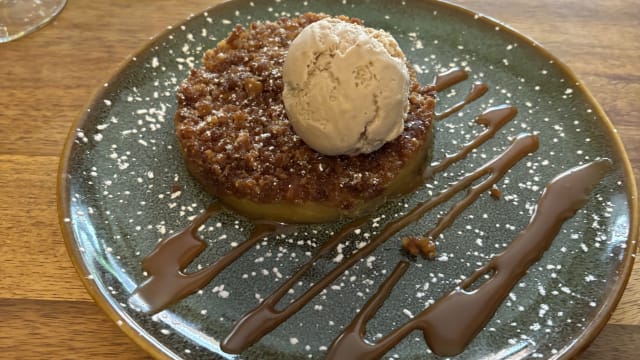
[175,13,436,214]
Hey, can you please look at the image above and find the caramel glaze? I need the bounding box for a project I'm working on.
[220,133,539,353]
[326,159,612,358]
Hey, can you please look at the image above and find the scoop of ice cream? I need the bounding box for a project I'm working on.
[282,18,410,156]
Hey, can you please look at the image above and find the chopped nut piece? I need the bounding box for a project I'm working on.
[490,185,502,199]
[244,77,263,97]
[401,236,437,259]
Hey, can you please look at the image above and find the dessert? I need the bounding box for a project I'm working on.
[174,13,435,223]
[125,8,617,360]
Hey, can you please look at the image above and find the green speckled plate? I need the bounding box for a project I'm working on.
[58,0,638,359]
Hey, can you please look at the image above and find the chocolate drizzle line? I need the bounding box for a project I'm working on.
[128,203,275,313]
[326,159,612,359]
[425,104,517,179]
[219,218,367,352]
[220,133,538,353]
[436,82,489,120]
[424,133,537,243]
[433,67,469,92]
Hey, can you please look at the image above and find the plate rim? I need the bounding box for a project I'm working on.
[56,0,639,359]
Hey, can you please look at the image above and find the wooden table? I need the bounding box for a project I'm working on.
[1,0,638,358]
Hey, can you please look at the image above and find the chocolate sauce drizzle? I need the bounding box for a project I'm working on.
[221,133,538,353]
[129,203,275,313]
[424,104,517,179]
[326,159,612,358]
[436,82,489,120]
[433,67,469,92]
[433,67,488,121]
[128,68,611,358]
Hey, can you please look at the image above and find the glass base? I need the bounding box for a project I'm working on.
[0,0,68,43]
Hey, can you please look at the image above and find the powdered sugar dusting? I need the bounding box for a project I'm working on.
[63,1,632,359]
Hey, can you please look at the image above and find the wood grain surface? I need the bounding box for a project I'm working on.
[0,0,638,359]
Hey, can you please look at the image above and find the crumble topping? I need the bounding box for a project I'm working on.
[175,13,435,209]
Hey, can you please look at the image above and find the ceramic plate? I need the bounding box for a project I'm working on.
[58,0,638,359]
